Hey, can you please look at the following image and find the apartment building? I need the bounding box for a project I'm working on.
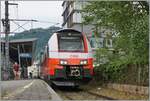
[62,1,113,49]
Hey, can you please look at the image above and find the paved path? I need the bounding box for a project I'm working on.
[1,79,62,101]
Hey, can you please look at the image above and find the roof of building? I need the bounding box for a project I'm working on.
[1,38,37,66]
[1,38,37,43]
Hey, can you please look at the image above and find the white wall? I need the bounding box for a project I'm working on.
[73,12,82,23]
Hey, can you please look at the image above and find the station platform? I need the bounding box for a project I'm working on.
[1,79,62,101]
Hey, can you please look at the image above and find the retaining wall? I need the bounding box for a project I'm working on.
[107,83,149,95]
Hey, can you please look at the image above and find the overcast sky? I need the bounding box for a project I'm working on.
[0,1,63,34]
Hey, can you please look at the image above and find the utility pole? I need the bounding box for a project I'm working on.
[4,1,10,78]
[0,1,2,81]
[2,1,18,80]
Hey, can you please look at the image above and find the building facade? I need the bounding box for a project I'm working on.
[62,1,114,51]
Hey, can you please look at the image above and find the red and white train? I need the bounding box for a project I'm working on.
[40,29,93,86]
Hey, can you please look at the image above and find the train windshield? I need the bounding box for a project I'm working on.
[58,33,84,52]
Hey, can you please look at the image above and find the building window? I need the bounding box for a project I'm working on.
[70,14,73,27]
[89,38,97,48]
[70,1,74,8]
[106,39,112,48]
[98,38,104,48]
[101,31,106,37]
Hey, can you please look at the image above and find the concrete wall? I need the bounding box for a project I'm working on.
[71,24,94,34]
[73,12,82,23]
[107,83,149,95]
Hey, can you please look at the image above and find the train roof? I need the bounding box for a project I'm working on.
[55,28,81,33]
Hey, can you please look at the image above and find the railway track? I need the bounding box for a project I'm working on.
[53,86,116,100]
[85,90,116,100]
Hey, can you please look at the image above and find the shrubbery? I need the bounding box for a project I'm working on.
[83,1,149,86]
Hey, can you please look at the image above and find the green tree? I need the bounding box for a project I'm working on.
[83,1,149,85]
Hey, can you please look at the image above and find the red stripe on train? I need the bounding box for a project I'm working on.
[82,33,88,53]
[43,58,93,75]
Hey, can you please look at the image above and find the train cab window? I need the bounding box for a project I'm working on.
[58,32,84,52]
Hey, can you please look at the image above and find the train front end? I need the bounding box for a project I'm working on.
[46,29,93,85]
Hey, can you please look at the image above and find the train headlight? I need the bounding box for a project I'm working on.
[80,60,87,65]
[60,61,64,64]
[64,61,67,65]
[60,60,68,65]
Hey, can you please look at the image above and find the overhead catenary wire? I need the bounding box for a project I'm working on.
[11,21,29,32]
[0,19,59,34]
[1,19,59,32]
[1,1,60,35]
[14,0,19,32]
